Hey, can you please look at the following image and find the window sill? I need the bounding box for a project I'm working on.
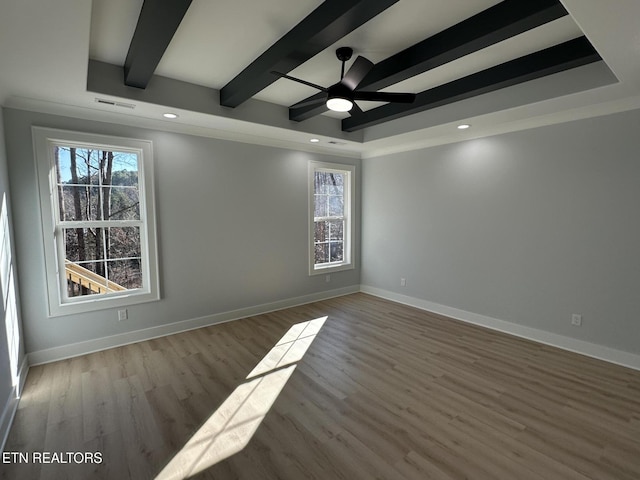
[309,262,355,276]
[47,290,160,317]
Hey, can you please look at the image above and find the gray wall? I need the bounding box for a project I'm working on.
[6,104,639,359]
[0,108,25,423]
[362,109,640,354]
[4,108,360,354]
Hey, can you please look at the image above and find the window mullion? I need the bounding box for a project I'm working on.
[59,220,142,229]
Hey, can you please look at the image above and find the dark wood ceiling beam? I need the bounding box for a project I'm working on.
[219,0,399,108]
[341,37,601,132]
[289,0,568,122]
[124,0,193,89]
[288,92,327,121]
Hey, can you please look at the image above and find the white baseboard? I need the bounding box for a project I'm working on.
[0,356,29,452]
[16,356,29,398]
[0,390,18,453]
[27,286,360,366]
[360,285,640,371]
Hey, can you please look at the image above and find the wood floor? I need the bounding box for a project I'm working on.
[3,293,640,479]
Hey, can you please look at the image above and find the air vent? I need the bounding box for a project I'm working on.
[95,98,136,109]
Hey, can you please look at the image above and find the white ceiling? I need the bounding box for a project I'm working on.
[1,0,640,158]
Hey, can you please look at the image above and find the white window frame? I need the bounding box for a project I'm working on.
[308,161,355,275]
[33,127,160,317]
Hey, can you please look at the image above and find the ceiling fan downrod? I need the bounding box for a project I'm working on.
[336,47,353,79]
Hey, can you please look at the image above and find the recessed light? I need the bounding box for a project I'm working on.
[163,113,179,119]
[457,124,471,130]
[310,138,320,143]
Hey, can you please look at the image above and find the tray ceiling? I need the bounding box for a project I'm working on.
[2,0,640,157]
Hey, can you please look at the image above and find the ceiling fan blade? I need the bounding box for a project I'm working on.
[290,91,327,109]
[341,56,374,90]
[353,91,416,103]
[349,102,364,116]
[270,71,327,92]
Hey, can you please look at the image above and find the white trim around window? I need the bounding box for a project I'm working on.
[32,127,160,317]
[308,161,355,275]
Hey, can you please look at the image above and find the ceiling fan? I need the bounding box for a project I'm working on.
[271,47,416,114]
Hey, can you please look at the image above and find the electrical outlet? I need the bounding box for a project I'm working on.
[118,309,128,321]
[571,314,582,326]
[325,274,331,283]
[400,277,406,287]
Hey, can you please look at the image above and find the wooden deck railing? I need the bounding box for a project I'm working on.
[65,261,126,294]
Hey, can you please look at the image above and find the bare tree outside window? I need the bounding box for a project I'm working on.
[55,146,143,297]
[313,171,345,265]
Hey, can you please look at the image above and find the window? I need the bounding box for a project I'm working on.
[33,127,159,316]
[309,161,355,274]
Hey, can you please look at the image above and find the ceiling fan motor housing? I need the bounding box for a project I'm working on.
[327,83,354,111]
[328,83,353,100]
[336,47,353,62]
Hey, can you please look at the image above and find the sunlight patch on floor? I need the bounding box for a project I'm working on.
[155,316,327,480]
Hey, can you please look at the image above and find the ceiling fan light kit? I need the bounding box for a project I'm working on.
[327,97,354,112]
[326,82,355,111]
